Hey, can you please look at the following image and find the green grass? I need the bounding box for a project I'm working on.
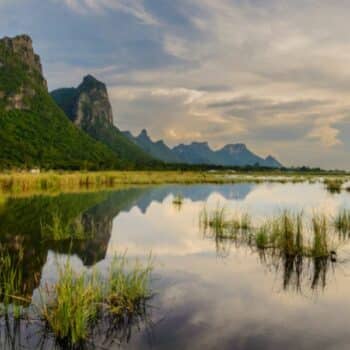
[334,209,350,236]
[38,262,100,346]
[200,208,337,260]
[0,248,152,347]
[1,171,350,196]
[324,178,343,193]
[104,255,152,316]
[34,255,152,347]
[40,210,86,241]
[0,248,29,319]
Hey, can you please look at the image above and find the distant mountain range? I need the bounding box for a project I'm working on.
[0,34,283,170]
[124,129,282,168]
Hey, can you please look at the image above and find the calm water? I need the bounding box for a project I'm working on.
[2,182,350,349]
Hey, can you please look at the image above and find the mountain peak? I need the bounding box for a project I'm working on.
[78,74,107,92]
[264,155,282,168]
[0,34,43,75]
[0,34,47,110]
[137,129,152,142]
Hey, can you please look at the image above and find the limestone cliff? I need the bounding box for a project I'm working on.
[0,34,47,110]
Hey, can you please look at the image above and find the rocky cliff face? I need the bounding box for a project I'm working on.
[0,34,47,110]
[74,75,114,127]
[51,75,114,128]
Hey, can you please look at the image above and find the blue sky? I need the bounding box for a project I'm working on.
[1,0,350,168]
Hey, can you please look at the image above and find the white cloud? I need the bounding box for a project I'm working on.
[60,0,158,24]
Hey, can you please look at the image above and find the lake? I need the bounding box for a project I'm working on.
[1,182,350,349]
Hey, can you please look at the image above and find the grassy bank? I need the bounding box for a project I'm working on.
[1,170,349,194]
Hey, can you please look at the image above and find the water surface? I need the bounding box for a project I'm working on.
[1,182,350,349]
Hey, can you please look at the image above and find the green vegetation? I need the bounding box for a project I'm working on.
[200,208,337,259]
[200,206,252,240]
[1,171,350,196]
[0,252,152,347]
[200,208,343,291]
[38,263,100,346]
[334,209,350,236]
[0,248,29,319]
[324,178,344,193]
[39,256,152,347]
[104,255,152,316]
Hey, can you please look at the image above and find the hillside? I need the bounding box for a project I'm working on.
[51,75,158,168]
[0,34,119,170]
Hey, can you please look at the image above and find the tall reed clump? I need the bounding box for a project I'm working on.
[38,263,100,347]
[334,209,350,236]
[103,255,153,316]
[0,248,28,319]
[273,211,304,256]
[37,256,153,347]
[311,214,330,258]
[199,205,251,239]
[324,178,343,193]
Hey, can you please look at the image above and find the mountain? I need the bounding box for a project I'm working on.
[173,142,216,164]
[0,34,119,170]
[123,129,181,163]
[124,128,282,168]
[215,143,282,167]
[51,75,158,168]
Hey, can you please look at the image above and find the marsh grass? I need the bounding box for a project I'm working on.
[200,205,252,240]
[200,208,337,260]
[1,171,347,196]
[41,210,86,241]
[324,178,343,193]
[334,209,350,236]
[104,255,153,317]
[35,255,153,347]
[38,263,100,347]
[0,249,29,319]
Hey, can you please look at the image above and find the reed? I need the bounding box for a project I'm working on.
[0,248,28,319]
[104,255,153,316]
[38,262,100,346]
[311,214,330,258]
[324,178,343,193]
[200,208,339,260]
[0,171,343,195]
[334,209,350,235]
[36,255,153,347]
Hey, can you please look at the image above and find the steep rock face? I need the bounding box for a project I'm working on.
[51,76,157,168]
[51,75,113,127]
[0,34,47,110]
[74,75,114,127]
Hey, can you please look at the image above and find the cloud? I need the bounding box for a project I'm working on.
[60,0,158,24]
[4,0,350,168]
[307,121,342,148]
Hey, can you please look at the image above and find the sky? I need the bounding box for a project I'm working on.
[1,0,350,169]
